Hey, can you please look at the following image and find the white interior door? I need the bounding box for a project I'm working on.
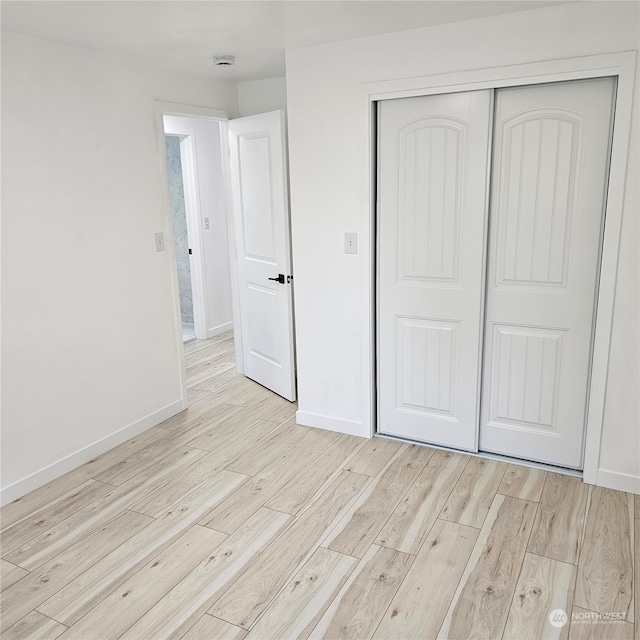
[377,91,492,450]
[228,110,296,401]
[480,78,615,468]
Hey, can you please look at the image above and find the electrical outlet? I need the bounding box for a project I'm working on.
[204,217,210,230]
[344,232,357,254]
[155,232,166,252]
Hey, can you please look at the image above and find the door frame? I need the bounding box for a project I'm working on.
[154,101,244,410]
[361,51,636,487]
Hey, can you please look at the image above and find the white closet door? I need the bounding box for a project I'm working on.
[377,91,492,450]
[480,78,615,468]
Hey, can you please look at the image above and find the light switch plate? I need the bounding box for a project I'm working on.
[155,232,166,252]
[345,232,357,254]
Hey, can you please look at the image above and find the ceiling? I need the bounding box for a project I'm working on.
[1,1,565,82]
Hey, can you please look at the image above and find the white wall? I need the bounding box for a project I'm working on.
[286,2,640,491]
[163,116,233,338]
[1,31,238,504]
[237,77,287,116]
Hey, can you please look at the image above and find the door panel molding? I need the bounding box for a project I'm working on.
[395,316,459,419]
[486,323,565,432]
[396,118,465,286]
[493,110,581,290]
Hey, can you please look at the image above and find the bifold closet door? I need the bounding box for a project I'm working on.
[377,91,492,450]
[480,78,615,469]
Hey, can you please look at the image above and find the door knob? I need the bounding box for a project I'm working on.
[268,274,293,284]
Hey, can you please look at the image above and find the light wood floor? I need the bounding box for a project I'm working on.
[1,331,637,640]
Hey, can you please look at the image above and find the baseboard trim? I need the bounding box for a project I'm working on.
[206,321,234,339]
[295,410,367,438]
[0,399,185,507]
[595,468,640,495]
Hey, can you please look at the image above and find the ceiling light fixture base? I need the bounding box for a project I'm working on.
[213,55,235,67]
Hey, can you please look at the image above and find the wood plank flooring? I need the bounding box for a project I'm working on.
[1,331,637,639]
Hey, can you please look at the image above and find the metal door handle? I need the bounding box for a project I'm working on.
[268,274,293,284]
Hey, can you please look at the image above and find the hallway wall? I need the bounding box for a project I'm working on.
[1,31,238,503]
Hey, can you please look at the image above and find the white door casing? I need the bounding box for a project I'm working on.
[363,52,635,489]
[228,110,296,401]
[377,91,493,450]
[480,78,615,469]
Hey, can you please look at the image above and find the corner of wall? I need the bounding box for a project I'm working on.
[0,399,186,507]
[236,77,287,117]
[295,410,368,439]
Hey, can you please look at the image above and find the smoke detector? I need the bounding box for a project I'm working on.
[213,55,235,67]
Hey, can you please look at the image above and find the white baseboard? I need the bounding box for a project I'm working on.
[595,468,640,495]
[0,399,185,507]
[295,410,368,438]
[206,321,234,339]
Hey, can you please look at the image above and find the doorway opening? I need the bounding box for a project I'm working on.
[162,114,235,352]
[157,103,297,407]
[164,134,196,343]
